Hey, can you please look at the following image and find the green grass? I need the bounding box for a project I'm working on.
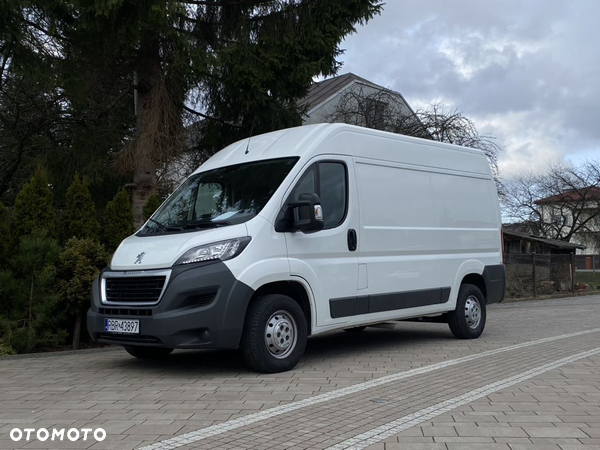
[576,271,600,290]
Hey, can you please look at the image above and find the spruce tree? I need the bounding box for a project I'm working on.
[0,203,9,267]
[62,174,100,242]
[143,194,162,221]
[3,230,65,353]
[5,1,382,227]
[103,188,135,251]
[12,166,56,242]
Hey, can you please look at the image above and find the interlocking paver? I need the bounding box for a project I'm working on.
[0,295,599,449]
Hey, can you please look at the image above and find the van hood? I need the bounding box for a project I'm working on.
[110,223,249,271]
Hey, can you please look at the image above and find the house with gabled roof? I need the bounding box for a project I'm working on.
[535,186,600,255]
[298,72,418,128]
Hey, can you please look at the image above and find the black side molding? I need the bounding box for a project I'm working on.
[330,287,451,319]
[483,264,506,304]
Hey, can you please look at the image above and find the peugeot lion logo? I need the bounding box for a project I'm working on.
[134,252,146,264]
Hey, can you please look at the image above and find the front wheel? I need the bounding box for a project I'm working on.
[124,346,173,359]
[448,284,486,339]
[241,294,307,373]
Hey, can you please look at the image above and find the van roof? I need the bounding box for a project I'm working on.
[195,123,487,174]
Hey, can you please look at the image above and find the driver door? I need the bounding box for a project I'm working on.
[283,156,363,329]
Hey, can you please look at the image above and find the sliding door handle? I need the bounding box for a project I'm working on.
[347,229,357,252]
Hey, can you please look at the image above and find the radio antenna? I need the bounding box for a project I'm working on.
[245,116,257,154]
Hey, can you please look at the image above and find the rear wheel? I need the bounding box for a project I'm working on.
[124,346,173,359]
[448,284,486,339]
[241,294,307,373]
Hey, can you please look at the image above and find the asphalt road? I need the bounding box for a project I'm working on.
[1,294,600,450]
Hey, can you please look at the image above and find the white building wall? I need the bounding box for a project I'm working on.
[302,82,413,125]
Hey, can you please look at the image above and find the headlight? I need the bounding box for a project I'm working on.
[174,237,251,266]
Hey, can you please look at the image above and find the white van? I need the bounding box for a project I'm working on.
[88,124,505,372]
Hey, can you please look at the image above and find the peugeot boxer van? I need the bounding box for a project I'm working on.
[87,123,505,373]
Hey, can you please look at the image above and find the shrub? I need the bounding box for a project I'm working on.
[11,166,56,243]
[61,174,100,242]
[57,238,109,349]
[0,341,15,356]
[143,194,162,220]
[0,230,66,353]
[102,187,134,251]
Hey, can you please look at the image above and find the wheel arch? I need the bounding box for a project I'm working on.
[460,273,487,303]
[250,280,314,336]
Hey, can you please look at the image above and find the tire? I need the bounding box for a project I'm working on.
[344,326,367,333]
[241,294,308,373]
[124,346,174,359]
[448,284,486,339]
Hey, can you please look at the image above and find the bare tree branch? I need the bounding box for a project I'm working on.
[502,161,600,249]
[324,86,501,181]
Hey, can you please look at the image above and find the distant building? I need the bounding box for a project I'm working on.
[535,187,600,255]
[298,72,417,127]
[503,229,585,256]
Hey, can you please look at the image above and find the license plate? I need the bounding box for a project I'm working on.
[104,318,139,334]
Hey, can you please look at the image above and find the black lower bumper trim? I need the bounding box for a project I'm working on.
[87,261,254,350]
[97,333,163,345]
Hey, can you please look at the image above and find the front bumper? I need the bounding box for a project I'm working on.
[87,261,254,349]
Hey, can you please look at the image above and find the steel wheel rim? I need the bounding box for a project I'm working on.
[464,295,482,329]
[264,310,297,359]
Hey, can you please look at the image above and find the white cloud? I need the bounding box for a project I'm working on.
[339,0,600,178]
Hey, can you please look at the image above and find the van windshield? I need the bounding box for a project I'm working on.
[139,157,298,235]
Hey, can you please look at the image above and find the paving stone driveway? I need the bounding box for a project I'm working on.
[1,295,600,450]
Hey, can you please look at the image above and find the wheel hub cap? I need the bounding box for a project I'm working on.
[464,296,481,329]
[264,310,297,359]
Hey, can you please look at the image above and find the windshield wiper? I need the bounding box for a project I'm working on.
[148,218,184,232]
[181,220,231,230]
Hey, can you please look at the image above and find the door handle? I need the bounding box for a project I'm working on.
[347,229,357,252]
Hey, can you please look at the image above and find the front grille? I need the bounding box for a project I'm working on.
[99,307,152,317]
[104,276,166,304]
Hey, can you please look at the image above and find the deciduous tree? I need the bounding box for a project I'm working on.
[503,161,600,248]
[326,89,500,176]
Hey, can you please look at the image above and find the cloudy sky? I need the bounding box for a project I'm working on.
[339,0,600,178]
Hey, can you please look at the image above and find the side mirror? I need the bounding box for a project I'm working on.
[275,193,324,233]
[291,193,324,232]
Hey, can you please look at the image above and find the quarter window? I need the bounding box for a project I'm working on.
[290,162,348,229]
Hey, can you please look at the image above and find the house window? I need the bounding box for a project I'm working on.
[551,214,566,226]
[365,98,387,129]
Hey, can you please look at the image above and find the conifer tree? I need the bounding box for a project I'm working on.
[143,194,162,221]
[12,166,56,242]
[0,203,9,267]
[62,174,100,242]
[4,1,383,227]
[1,230,65,353]
[103,188,135,251]
[57,238,109,350]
